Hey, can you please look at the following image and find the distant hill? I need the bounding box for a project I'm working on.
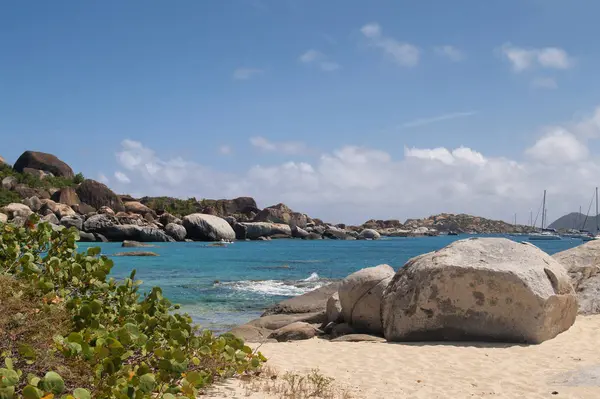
[548,212,600,231]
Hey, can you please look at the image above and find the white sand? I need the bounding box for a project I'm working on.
[208,315,600,398]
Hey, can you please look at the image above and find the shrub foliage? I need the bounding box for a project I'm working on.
[0,216,265,398]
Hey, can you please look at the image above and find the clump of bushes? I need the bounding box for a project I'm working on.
[139,197,201,217]
[0,216,265,398]
[0,164,84,191]
[0,189,21,207]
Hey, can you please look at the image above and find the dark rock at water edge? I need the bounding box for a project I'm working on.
[113,251,159,257]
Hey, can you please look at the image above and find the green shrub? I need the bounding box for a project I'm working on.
[0,164,84,191]
[0,216,265,398]
[141,197,201,217]
[0,189,21,207]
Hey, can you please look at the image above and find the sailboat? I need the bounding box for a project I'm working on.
[581,187,600,241]
[529,190,561,241]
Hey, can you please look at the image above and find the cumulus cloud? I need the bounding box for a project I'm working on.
[360,22,420,67]
[232,68,264,80]
[249,136,309,154]
[110,107,600,224]
[299,49,340,71]
[500,43,575,72]
[434,45,463,62]
[525,129,588,164]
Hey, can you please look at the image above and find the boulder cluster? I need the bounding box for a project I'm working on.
[232,238,579,344]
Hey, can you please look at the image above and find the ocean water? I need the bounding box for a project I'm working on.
[77,235,580,332]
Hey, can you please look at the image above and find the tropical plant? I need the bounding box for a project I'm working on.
[0,216,265,398]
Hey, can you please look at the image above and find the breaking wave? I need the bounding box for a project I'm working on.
[217,273,328,297]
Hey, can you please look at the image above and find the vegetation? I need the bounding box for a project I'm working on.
[0,164,84,191]
[0,216,265,398]
[0,189,21,208]
[139,197,201,217]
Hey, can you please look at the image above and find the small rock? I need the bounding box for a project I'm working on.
[122,240,154,248]
[113,251,159,257]
[330,334,386,343]
[42,213,59,225]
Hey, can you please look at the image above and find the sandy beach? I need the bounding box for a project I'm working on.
[209,315,600,399]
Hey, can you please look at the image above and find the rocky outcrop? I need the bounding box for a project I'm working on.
[159,213,181,226]
[165,223,186,241]
[253,203,307,228]
[263,283,341,316]
[13,151,74,178]
[40,199,76,219]
[182,214,235,241]
[553,240,600,315]
[76,179,125,213]
[73,203,95,215]
[338,264,394,335]
[22,196,43,212]
[323,225,353,240]
[238,222,292,240]
[200,197,259,220]
[404,213,531,234]
[23,168,53,180]
[14,184,50,200]
[51,187,80,207]
[42,213,59,225]
[122,240,154,248]
[361,219,403,230]
[382,238,577,344]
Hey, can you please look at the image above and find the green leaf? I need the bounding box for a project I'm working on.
[0,386,15,399]
[40,371,65,394]
[18,344,36,360]
[138,373,155,393]
[72,388,91,399]
[2,359,11,371]
[0,368,19,387]
[21,385,42,399]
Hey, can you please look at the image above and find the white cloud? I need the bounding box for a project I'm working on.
[401,111,477,128]
[531,77,558,89]
[500,43,575,72]
[219,145,233,155]
[299,49,340,72]
[233,68,264,80]
[525,129,588,164]
[361,22,420,67]
[110,107,600,224]
[435,45,463,62]
[250,136,308,154]
[114,171,131,184]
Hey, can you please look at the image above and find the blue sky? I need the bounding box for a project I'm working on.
[2,0,600,223]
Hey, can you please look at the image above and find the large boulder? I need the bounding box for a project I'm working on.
[253,203,307,228]
[124,201,155,216]
[76,179,125,212]
[159,213,181,226]
[0,203,33,219]
[23,168,53,180]
[165,223,187,241]
[268,322,318,342]
[51,187,80,207]
[13,151,74,178]
[60,215,83,230]
[292,226,309,239]
[326,292,343,323]
[84,214,141,241]
[2,176,17,191]
[358,229,381,240]
[42,213,59,225]
[323,225,351,240]
[22,196,43,212]
[14,184,50,200]
[182,214,235,241]
[263,283,341,316]
[115,212,146,226]
[553,240,600,315]
[139,227,175,242]
[338,265,394,335]
[239,222,292,240]
[382,238,577,344]
[40,199,76,219]
[73,203,96,215]
[200,197,259,219]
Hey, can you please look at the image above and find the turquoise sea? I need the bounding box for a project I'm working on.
[78,235,580,332]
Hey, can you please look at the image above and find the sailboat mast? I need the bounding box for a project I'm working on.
[541,190,546,230]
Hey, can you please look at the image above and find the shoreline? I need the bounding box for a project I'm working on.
[210,315,600,398]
